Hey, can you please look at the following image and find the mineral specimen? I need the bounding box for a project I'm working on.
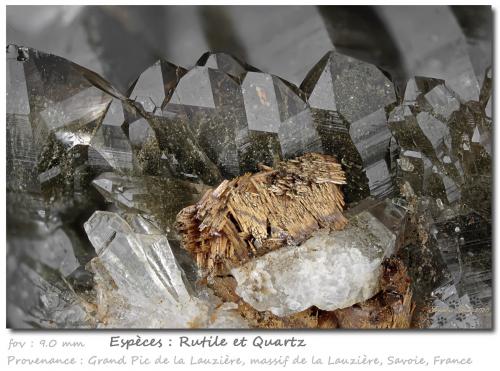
[176,153,347,275]
[129,59,186,113]
[301,51,397,202]
[85,211,248,328]
[6,44,113,220]
[388,74,492,215]
[231,200,406,316]
[232,213,389,315]
[162,60,321,177]
[92,172,210,237]
[6,23,492,330]
[333,257,414,329]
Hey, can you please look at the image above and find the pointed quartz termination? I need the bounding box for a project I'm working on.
[166,65,253,177]
[88,94,166,177]
[196,52,257,81]
[85,211,248,328]
[231,199,407,316]
[129,59,187,114]
[88,98,134,173]
[390,75,491,209]
[126,60,223,184]
[242,72,322,161]
[388,77,464,205]
[301,51,397,202]
[402,76,446,108]
[402,76,461,124]
[164,61,315,178]
[126,59,186,175]
[6,44,115,219]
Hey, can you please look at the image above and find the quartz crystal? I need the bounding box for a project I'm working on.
[6,44,114,220]
[427,212,492,328]
[388,75,491,213]
[85,211,247,328]
[6,23,492,329]
[301,51,396,202]
[92,172,208,237]
[163,60,321,177]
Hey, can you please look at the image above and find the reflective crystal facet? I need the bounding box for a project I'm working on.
[389,74,491,211]
[301,51,397,202]
[197,52,252,80]
[6,45,114,220]
[85,211,248,328]
[88,98,134,172]
[92,172,209,237]
[6,41,492,329]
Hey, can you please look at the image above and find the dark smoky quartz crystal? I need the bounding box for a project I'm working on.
[301,51,396,203]
[7,45,112,219]
[388,74,491,214]
[6,9,492,330]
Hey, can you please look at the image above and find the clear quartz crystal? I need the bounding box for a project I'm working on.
[85,211,248,328]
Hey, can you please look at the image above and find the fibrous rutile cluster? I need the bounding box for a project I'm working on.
[176,153,347,275]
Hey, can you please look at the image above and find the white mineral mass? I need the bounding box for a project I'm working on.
[231,211,396,316]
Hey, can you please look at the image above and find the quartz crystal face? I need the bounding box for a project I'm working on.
[301,51,397,202]
[6,6,492,329]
